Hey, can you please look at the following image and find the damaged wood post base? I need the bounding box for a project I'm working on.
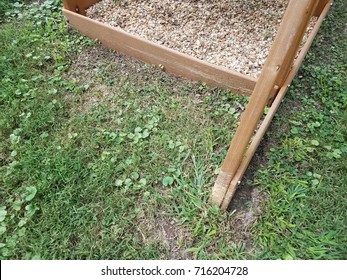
[211,171,233,206]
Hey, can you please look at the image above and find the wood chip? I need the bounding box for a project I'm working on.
[86,0,316,78]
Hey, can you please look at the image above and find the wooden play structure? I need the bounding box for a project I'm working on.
[62,0,332,210]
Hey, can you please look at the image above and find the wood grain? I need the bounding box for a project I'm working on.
[63,9,256,95]
[218,0,332,209]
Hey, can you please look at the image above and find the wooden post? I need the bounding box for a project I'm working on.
[212,0,320,206]
[219,0,333,210]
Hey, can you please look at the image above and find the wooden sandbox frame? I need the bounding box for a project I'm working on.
[62,0,332,210]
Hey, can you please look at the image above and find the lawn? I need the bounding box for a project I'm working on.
[0,0,346,260]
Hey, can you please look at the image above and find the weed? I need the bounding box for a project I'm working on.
[0,0,346,260]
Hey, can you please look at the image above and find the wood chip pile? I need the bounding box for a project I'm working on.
[86,0,315,78]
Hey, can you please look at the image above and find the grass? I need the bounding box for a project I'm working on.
[0,0,346,260]
[0,0,249,259]
[252,0,347,259]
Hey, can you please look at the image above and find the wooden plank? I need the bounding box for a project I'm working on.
[219,0,333,210]
[63,0,100,15]
[272,1,323,97]
[267,0,331,103]
[314,0,331,17]
[63,9,256,95]
[212,0,319,206]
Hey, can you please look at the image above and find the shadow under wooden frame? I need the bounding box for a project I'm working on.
[62,0,332,210]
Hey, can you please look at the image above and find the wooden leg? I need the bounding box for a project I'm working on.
[219,0,333,210]
[212,0,320,207]
[314,0,331,17]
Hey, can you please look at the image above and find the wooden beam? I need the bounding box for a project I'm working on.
[219,0,333,210]
[267,0,332,103]
[314,0,331,17]
[212,0,320,206]
[63,9,256,95]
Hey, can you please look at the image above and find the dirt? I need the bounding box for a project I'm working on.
[65,44,192,113]
[155,216,193,259]
[223,140,267,254]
